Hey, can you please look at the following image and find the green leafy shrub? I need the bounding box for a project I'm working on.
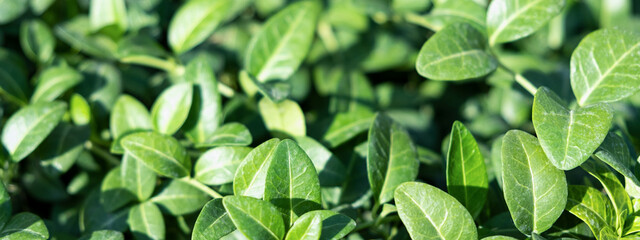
[0,0,640,239]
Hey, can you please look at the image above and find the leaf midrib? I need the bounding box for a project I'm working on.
[489,0,545,45]
[11,104,63,157]
[403,190,446,239]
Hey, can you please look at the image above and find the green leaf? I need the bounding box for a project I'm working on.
[54,17,117,59]
[418,0,485,32]
[0,49,29,104]
[416,22,497,81]
[151,82,193,135]
[294,210,355,240]
[594,132,640,186]
[121,154,156,201]
[20,19,55,63]
[193,199,236,240]
[233,138,280,198]
[0,212,49,239]
[110,95,152,154]
[81,191,130,233]
[501,130,567,234]
[570,28,640,106]
[532,87,613,170]
[70,93,92,125]
[367,113,419,204]
[322,110,375,148]
[0,182,11,230]
[624,199,640,235]
[486,0,566,46]
[223,196,285,240]
[128,202,165,240]
[150,179,210,216]
[100,166,135,212]
[395,182,478,239]
[294,136,346,187]
[195,122,253,148]
[1,101,67,162]
[36,123,89,176]
[264,139,322,226]
[89,0,128,35]
[566,185,616,238]
[481,237,519,240]
[29,0,55,16]
[195,146,252,185]
[259,98,306,138]
[285,214,321,240]
[183,56,223,144]
[245,1,322,82]
[168,0,232,54]
[121,132,191,178]
[446,121,488,219]
[78,230,124,240]
[31,66,83,103]
[0,0,28,24]
[581,159,631,233]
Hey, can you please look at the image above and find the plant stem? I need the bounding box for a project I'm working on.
[85,141,120,166]
[184,177,223,198]
[404,13,437,30]
[514,73,537,95]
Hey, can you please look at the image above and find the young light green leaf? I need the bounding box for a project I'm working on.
[295,210,355,240]
[110,95,152,154]
[259,98,306,137]
[566,185,616,238]
[20,19,55,63]
[150,179,210,216]
[294,136,346,187]
[36,123,89,176]
[195,146,252,185]
[193,199,236,240]
[395,182,478,239]
[416,22,497,81]
[501,130,567,234]
[367,113,419,204]
[245,1,322,82]
[121,132,191,178]
[322,110,375,148]
[264,139,322,226]
[183,56,223,144]
[70,93,92,125]
[31,66,83,103]
[78,230,125,240]
[446,121,488,219]
[0,182,11,230]
[2,101,66,162]
[168,0,232,54]
[486,0,566,46]
[532,87,613,170]
[128,202,165,240]
[594,132,640,186]
[101,167,135,212]
[223,196,285,240]
[233,138,280,198]
[570,29,640,106]
[121,154,156,201]
[89,0,128,35]
[0,0,27,24]
[285,214,321,240]
[581,159,631,232]
[418,0,486,32]
[195,122,253,148]
[151,82,193,135]
[0,212,49,239]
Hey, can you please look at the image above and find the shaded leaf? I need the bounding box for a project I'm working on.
[193,199,236,240]
[566,185,616,238]
[0,182,11,230]
[581,159,631,232]
[594,132,640,186]
[128,202,165,240]
[150,179,210,216]
[78,230,124,240]
[20,19,55,63]
[195,123,253,148]
[183,56,223,144]
[295,136,346,187]
[0,212,48,239]
[100,166,135,212]
[121,154,156,201]
[31,66,83,103]
[285,214,321,240]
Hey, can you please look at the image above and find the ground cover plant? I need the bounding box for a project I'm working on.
[0,0,640,239]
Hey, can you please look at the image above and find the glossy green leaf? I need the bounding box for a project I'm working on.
[566,185,616,238]
[295,210,355,240]
[416,22,497,81]
[70,93,92,125]
[223,196,285,240]
[121,132,191,178]
[244,1,321,82]
[418,0,485,32]
[233,138,280,198]
[121,154,156,201]
[31,66,83,103]
[486,0,566,46]
[446,121,488,219]
[20,19,55,63]
[195,146,252,185]
[581,159,631,233]
[150,179,210,216]
[501,130,567,234]
[183,56,223,144]
[259,98,306,137]
[0,0,27,24]
[168,0,232,54]
[570,29,640,106]
[78,230,125,240]
[285,214,321,240]
[89,0,128,35]
[36,123,89,176]
[322,110,375,148]
[532,87,613,170]
[0,182,11,230]
[195,122,253,148]
[595,132,640,185]
[100,166,135,212]
[264,139,322,226]
[110,95,152,154]
[624,199,640,235]
[0,212,48,239]
[295,136,346,187]
[395,182,478,239]
[193,199,236,240]
[367,113,419,204]
[1,101,66,162]
[128,202,165,240]
[151,82,193,135]
[81,191,130,233]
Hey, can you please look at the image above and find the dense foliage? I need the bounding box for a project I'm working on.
[0,0,640,239]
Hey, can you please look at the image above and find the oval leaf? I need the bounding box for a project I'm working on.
[0,212,49,239]
[89,0,127,35]
[128,202,165,240]
[183,56,223,144]
[168,0,232,54]
[195,146,252,185]
[285,214,321,240]
[110,95,152,153]
[296,210,355,240]
[259,98,306,138]
[20,19,55,63]
[121,132,191,178]
[233,138,280,198]
[223,196,285,240]
[121,154,156,201]
[487,0,566,46]
[193,199,236,240]
[31,66,83,103]
[195,122,253,148]
[151,82,193,135]
[151,179,210,216]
